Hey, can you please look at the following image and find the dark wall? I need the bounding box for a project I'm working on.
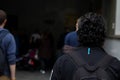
[0,0,102,46]
[0,0,102,31]
[102,0,116,36]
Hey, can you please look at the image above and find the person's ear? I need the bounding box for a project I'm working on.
[4,19,7,24]
[2,19,7,27]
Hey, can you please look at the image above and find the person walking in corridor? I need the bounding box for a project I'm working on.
[0,9,16,80]
[51,12,120,80]
[63,18,80,53]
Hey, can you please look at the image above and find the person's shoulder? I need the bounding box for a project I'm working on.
[2,29,14,39]
[55,54,71,64]
[68,31,76,35]
[57,54,69,60]
[109,57,120,70]
[56,49,80,62]
[0,29,11,36]
[66,31,75,37]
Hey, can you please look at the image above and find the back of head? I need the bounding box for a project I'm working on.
[77,12,106,47]
[0,10,7,25]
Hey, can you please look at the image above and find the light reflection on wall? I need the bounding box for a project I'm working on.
[115,0,120,35]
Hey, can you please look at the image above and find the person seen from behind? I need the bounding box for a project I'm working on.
[50,12,120,80]
[0,10,16,80]
[63,18,80,53]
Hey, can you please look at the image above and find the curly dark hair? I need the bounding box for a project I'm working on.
[77,12,106,47]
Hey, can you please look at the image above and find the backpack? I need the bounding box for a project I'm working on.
[68,52,114,80]
[0,30,9,76]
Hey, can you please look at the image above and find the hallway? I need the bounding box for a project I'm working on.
[16,38,120,80]
[16,70,51,80]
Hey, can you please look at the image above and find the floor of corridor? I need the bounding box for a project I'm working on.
[16,70,51,80]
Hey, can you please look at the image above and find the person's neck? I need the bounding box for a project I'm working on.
[0,24,4,28]
[0,27,3,29]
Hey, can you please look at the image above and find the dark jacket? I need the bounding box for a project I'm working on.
[51,47,120,80]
